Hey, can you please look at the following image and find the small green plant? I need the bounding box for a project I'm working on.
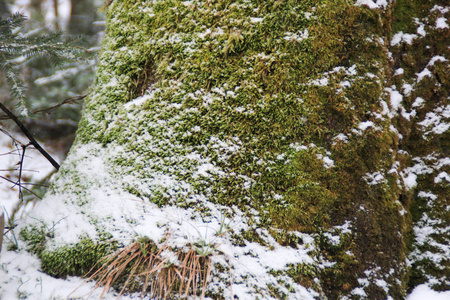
[2,209,19,251]
[26,215,68,239]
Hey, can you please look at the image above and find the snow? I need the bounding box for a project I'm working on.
[2,0,449,298]
[416,68,432,82]
[434,171,450,184]
[363,172,386,185]
[333,133,349,144]
[427,56,447,66]
[316,153,335,169]
[418,105,450,136]
[250,17,263,23]
[431,5,449,14]
[402,83,413,96]
[311,77,328,86]
[375,279,389,293]
[284,29,309,43]
[412,97,425,108]
[0,131,61,223]
[1,133,320,298]
[355,0,388,9]
[407,285,450,300]
[0,248,139,300]
[402,172,417,190]
[435,17,449,29]
[394,68,404,76]
[0,132,136,299]
[390,89,403,111]
[352,287,367,297]
[194,162,221,178]
[358,121,375,131]
[417,23,426,36]
[391,32,418,46]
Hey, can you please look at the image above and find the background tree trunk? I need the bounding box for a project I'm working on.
[68,0,96,35]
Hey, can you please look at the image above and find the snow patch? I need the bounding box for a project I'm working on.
[250,17,263,23]
[436,17,449,29]
[363,172,386,185]
[407,285,450,300]
[434,172,450,184]
[418,105,450,137]
[391,32,418,46]
[355,0,388,9]
[284,29,309,43]
[416,68,432,82]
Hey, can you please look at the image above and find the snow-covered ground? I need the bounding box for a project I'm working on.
[1,129,449,300]
[0,130,57,221]
[0,130,136,299]
[0,249,140,299]
[1,247,450,299]
[2,244,450,299]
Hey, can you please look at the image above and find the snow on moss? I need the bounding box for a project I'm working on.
[17,0,449,298]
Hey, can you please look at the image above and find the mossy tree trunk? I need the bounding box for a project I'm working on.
[21,0,449,299]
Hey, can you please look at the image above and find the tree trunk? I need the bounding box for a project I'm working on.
[21,1,449,299]
[0,0,9,19]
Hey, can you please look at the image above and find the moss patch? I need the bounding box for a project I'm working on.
[21,226,116,278]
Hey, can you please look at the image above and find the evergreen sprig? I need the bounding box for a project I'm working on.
[0,12,86,117]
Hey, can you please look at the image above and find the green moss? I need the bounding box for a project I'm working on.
[388,0,450,292]
[285,263,318,288]
[391,0,433,33]
[20,226,116,278]
[40,239,116,278]
[239,228,269,247]
[269,263,321,297]
[268,229,304,248]
[20,226,47,255]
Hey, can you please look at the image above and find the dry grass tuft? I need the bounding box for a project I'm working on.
[83,236,213,299]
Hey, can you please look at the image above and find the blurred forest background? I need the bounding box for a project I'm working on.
[0,0,105,220]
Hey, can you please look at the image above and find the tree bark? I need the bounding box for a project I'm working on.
[21,1,449,299]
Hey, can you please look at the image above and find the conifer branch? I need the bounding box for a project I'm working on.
[0,12,87,116]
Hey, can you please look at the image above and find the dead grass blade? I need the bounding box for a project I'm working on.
[81,237,214,299]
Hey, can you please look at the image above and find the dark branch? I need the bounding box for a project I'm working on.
[0,101,60,170]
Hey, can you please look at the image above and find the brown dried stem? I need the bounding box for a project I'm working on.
[81,237,214,299]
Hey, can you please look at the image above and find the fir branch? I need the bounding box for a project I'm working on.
[0,12,88,116]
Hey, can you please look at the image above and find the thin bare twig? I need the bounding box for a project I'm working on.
[31,95,86,115]
[0,175,42,199]
[17,144,27,204]
[0,95,85,120]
